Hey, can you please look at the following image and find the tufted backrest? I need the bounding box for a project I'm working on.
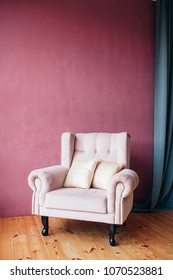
[61,132,130,169]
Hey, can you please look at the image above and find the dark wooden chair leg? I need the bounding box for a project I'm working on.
[109,224,116,246]
[41,216,48,236]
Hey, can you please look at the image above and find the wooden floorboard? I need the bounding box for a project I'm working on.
[0,211,173,260]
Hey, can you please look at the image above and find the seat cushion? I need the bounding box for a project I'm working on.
[44,187,107,213]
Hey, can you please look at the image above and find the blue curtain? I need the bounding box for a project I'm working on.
[134,0,173,212]
[151,0,173,210]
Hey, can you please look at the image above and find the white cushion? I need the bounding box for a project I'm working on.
[92,161,123,190]
[63,159,98,189]
[44,188,107,213]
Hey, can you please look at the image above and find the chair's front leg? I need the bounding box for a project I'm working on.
[41,216,49,236]
[109,224,116,246]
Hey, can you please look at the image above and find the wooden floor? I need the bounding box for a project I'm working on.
[0,211,173,260]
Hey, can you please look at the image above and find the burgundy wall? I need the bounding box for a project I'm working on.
[0,0,156,217]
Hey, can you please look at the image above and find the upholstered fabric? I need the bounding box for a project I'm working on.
[108,169,140,199]
[63,159,98,189]
[44,187,107,213]
[28,165,68,192]
[28,165,68,213]
[61,133,75,168]
[92,161,124,190]
[28,132,139,229]
[106,169,139,214]
[72,132,130,168]
[40,207,115,224]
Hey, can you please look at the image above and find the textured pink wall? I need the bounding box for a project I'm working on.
[0,0,155,217]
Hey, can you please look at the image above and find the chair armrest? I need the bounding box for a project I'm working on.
[28,165,68,213]
[28,165,68,193]
[107,168,139,199]
[106,169,139,214]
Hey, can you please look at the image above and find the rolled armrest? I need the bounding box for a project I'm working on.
[28,165,68,193]
[106,169,139,223]
[107,168,139,199]
[28,165,68,212]
[107,168,139,214]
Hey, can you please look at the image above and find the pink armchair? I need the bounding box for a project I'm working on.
[28,132,139,246]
